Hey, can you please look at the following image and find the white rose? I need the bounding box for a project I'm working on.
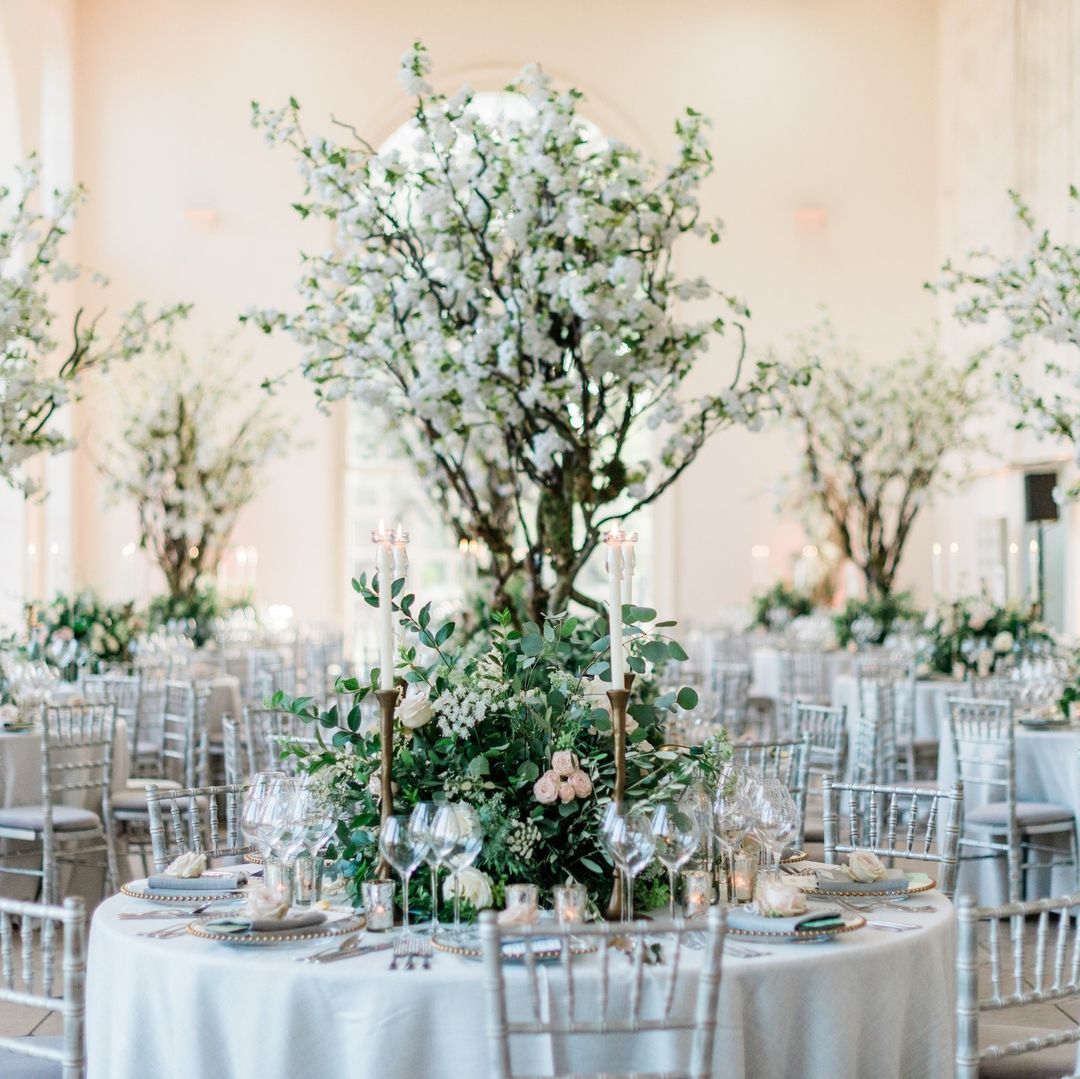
[442,866,493,910]
[398,686,434,730]
[164,851,206,878]
[977,649,994,677]
[843,849,888,883]
[968,603,993,632]
[245,886,290,920]
[754,878,806,917]
[992,631,1015,655]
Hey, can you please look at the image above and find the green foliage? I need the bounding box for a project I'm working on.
[146,583,241,648]
[750,582,814,630]
[275,576,725,917]
[919,597,1053,676]
[29,591,144,674]
[833,592,920,648]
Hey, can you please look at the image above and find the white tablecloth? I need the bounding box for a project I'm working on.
[751,647,852,702]
[938,725,1080,903]
[87,891,956,1079]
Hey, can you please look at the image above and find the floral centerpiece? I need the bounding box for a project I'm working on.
[248,43,806,622]
[833,593,920,649]
[101,336,291,607]
[750,582,814,631]
[274,577,729,917]
[145,583,236,649]
[29,591,144,675]
[919,597,1052,676]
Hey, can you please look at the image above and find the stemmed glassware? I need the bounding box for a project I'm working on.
[408,802,454,935]
[752,777,800,880]
[650,803,700,918]
[713,771,753,902]
[602,804,656,923]
[431,803,482,936]
[379,815,429,937]
[240,771,288,861]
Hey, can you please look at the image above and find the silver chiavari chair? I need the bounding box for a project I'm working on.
[956,892,1080,1079]
[242,706,321,775]
[145,783,250,873]
[712,663,752,738]
[730,736,810,846]
[79,673,139,750]
[821,775,963,898]
[221,717,249,786]
[948,696,1079,903]
[0,705,119,905]
[0,895,86,1078]
[791,701,847,778]
[480,907,727,1079]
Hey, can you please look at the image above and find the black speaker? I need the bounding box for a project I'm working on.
[1025,472,1059,523]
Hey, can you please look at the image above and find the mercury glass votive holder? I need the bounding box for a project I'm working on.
[732,851,756,903]
[681,869,712,919]
[504,883,539,915]
[293,854,325,909]
[362,879,395,931]
[553,883,587,926]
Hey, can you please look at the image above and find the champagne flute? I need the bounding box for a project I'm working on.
[379,815,428,937]
[650,803,700,918]
[408,802,443,935]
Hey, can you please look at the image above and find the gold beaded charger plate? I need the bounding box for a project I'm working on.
[432,931,597,962]
[727,913,867,943]
[781,849,807,864]
[243,852,264,865]
[807,871,936,898]
[121,879,248,903]
[188,914,365,947]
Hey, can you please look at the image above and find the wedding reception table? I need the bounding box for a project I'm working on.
[87,889,956,1079]
[750,646,852,703]
[938,724,1080,903]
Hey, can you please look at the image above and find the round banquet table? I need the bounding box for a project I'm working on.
[750,646,853,704]
[937,723,1080,904]
[86,888,957,1079]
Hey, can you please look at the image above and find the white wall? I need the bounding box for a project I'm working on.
[42,0,943,625]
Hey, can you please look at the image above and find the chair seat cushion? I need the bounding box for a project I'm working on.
[123,778,183,792]
[0,1037,64,1077]
[112,789,207,813]
[0,805,101,832]
[967,802,1075,828]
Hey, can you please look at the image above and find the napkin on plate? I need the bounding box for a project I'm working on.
[725,905,845,933]
[146,870,248,892]
[814,868,908,894]
[202,912,328,935]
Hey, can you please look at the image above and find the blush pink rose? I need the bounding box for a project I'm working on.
[533,772,559,805]
[551,750,578,777]
[557,781,576,803]
[569,769,592,797]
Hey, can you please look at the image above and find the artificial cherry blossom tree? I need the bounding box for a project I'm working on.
[248,42,801,621]
[774,321,982,598]
[936,188,1080,497]
[0,156,187,496]
[103,338,291,603]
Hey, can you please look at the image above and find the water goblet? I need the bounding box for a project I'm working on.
[379,814,429,936]
[650,803,700,918]
[431,804,482,936]
[601,805,655,923]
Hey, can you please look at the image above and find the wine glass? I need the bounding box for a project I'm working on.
[431,804,482,936]
[240,771,287,858]
[650,803,700,918]
[602,805,655,923]
[713,774,753,902]
[752,778,791,880]
[409,801,448,935]
[379,814,429,936]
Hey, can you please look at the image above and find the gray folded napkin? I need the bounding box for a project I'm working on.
[202,912,328,935]
[725,905,845,933]
[146,871,247,892]
[814,869,908,894]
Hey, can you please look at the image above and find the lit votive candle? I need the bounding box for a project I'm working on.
[732,851,756,903]
[681,869,712,919]
[554,883,587,926]
[505,883,539,915]
[362,879,395,932]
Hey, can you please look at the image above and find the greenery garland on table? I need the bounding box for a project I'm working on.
[274,577,730,918]
[919,597,1052,676]
[750,583,814,631]
[833,593,920,649]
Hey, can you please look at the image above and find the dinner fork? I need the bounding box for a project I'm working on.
[417,936,433,970]
[138,921,197,940]
[388,936,407,971]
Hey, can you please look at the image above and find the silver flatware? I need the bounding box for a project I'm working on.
[866,920,921,932]
[310,941,395,965]
[298,933,365,963]
[388,937,407,970]
[120,902,214,921]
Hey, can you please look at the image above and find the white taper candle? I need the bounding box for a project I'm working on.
[604,532,625,690]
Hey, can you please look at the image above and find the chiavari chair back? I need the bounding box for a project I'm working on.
[145,783,250,872]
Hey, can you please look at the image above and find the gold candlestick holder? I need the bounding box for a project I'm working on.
[605,673,635,921]
[374,686,400,880]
